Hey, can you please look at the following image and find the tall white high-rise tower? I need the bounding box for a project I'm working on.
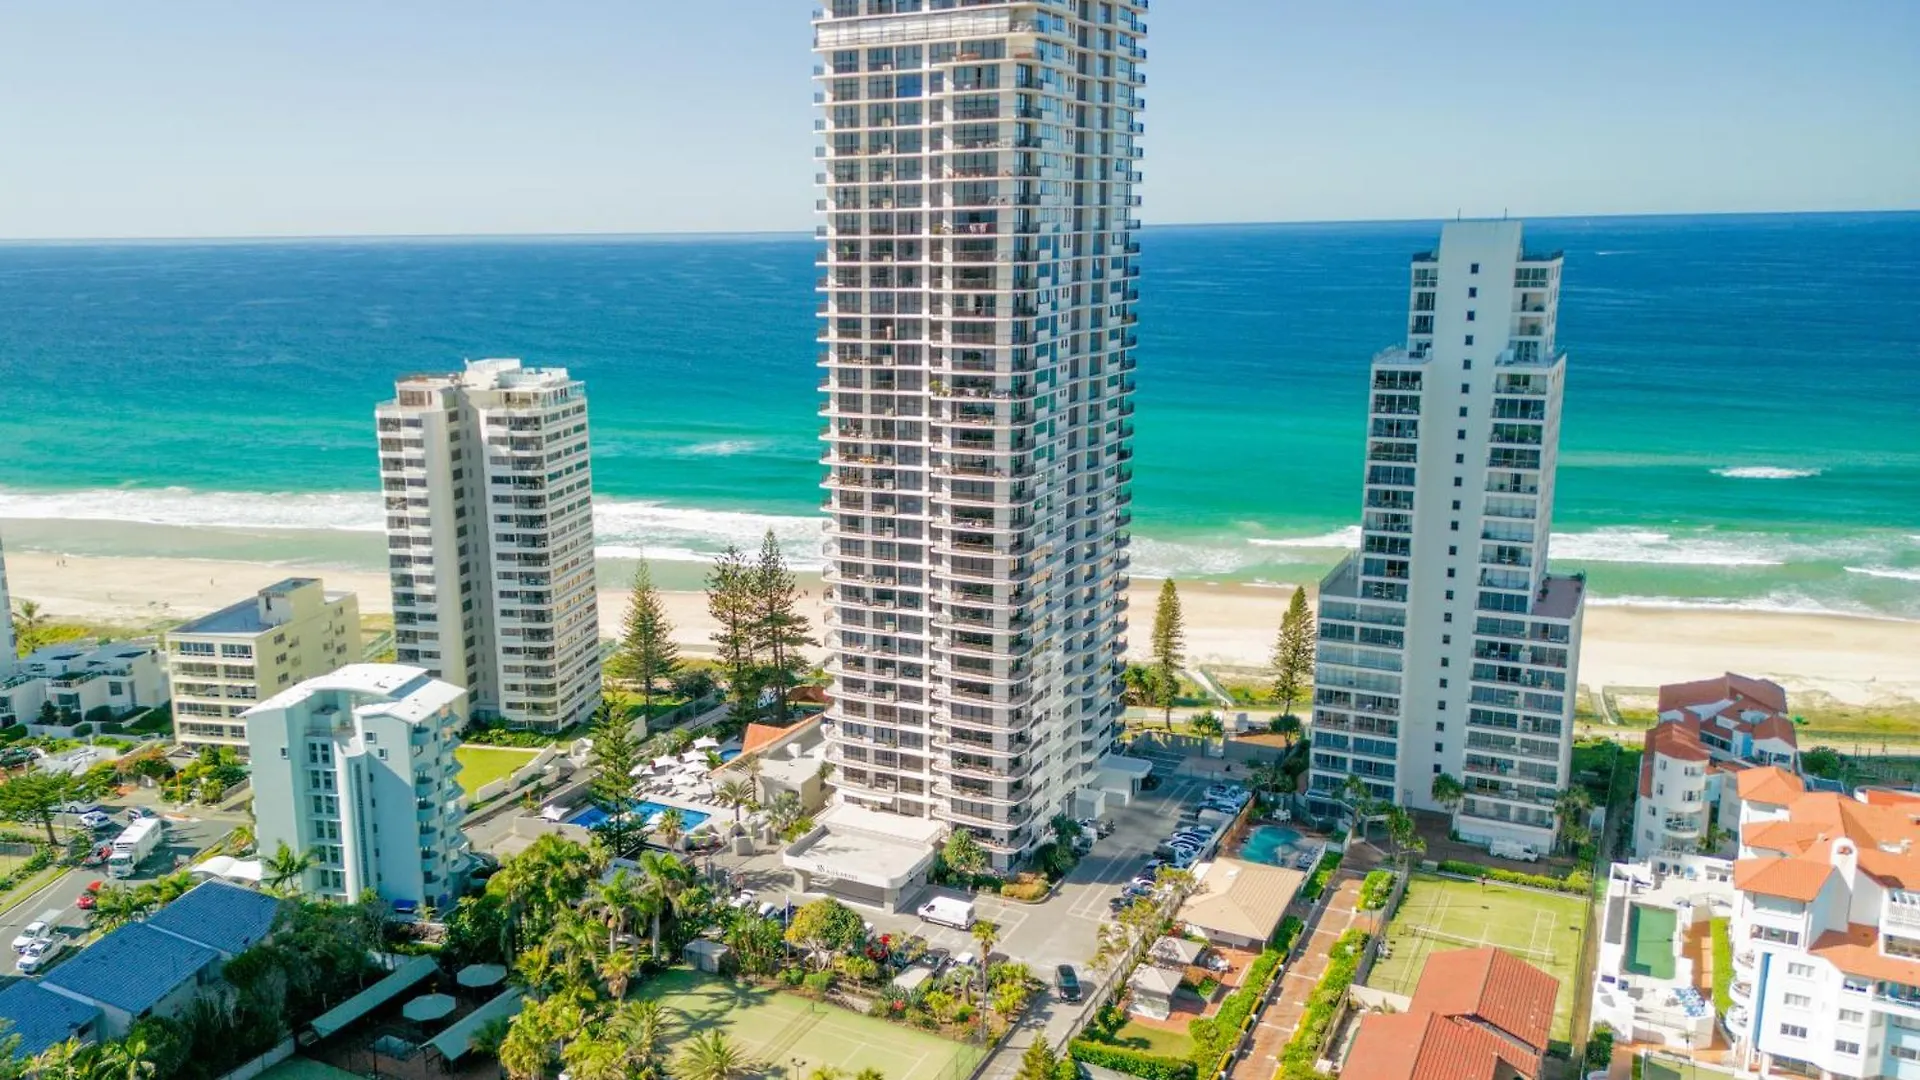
[375,359,600,732]
[812,0,1145,867]
[0,527,15,669]
[1308,221,1585,854]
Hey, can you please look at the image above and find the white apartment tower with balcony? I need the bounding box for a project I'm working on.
[813,0,1144,867]
[1307,220,1586,854]
[376,359,600,732]
[244,664,469,910]
[0,528,14,671]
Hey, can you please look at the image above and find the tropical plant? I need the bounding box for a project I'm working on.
[10,598,48,655]
[1384,806,1425,867]
[1150,578,1185,729]
[1555,786,1595,855]
[587,695,644,857]
[615,560,680,713]
[636,850,695,955]
[585,868,645,953]
[0,771,73,845]
[1429,772,1465,812]
[942,827,988,877]
[1266,712,1301,748]
[261,841,314,895]
[706,545,759,712]
[1270,587,1315,717]
[751,529,815,722]
[714,777,756,825]
[785,897,866,968]
[656,807,687,850]
[1015,1038,1060,1080]
[1188,711,1224,741]
[611,999,669,1080]
[673,1030,749,1080]
[1121,663,1159,707]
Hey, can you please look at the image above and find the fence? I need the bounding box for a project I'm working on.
[212,1037,294,1080]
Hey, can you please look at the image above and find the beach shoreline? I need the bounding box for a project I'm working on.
[9,548,1919,709]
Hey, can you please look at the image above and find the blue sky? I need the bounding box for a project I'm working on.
[1,0,1914,238]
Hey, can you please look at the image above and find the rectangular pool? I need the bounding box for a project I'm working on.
[566,800,712,833]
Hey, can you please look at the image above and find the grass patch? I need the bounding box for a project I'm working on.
[1710,917,1732,1015]
[1110,1020,1195,1059]
[452,745,539,795]
[636,968,978,1080]
[1366,872,1588,1042]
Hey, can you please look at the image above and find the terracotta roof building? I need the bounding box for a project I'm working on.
[1343,947,1559,1080]
[1633,673,1798,861]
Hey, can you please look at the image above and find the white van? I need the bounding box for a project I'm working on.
[917,896,975,930]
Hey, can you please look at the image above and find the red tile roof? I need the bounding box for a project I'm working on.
[1737,766,1805,805]
[1343,948,1559,1080]
[1658,672,1788,717]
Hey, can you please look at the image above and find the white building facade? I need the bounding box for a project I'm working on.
[244,664,469,910]
[376,359,600,732]
[812,0,1144,866]
[0,528,15,668]
[0,641,169,733]
[168,578,361,754]
[1308,220,1585,853]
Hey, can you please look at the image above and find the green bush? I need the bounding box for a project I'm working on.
[780,966,805,987]
[1273,915,1305,952]
[1357,870,1394,910]
[1299,851,1344,902]
[803,970,835,994]
[1278,929,1368,1077]
[1435,859,1589,895]
[1187,946,1287,1076]
[1000,877,1050,902]
[1068,1040,1196,1080]
[1585,1024,1615,1071]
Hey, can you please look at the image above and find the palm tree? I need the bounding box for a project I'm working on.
[1555,787,1595,855]
[563,1032,627,1080]
[598,947,642,1000]
[262,841,313,895]
[547,913,606,990]
[715,777,756,825]
[612,999,668,1079]
[853,1068,884,1080]
[674,1031,749,1080]
[93,1030,159,1080]
[657,807,687,850]
[636,850,695,956]
[1341,775,1376,842]
[11,599,48,655]
[1429,772,1465,814]
[225,823,256,856]
[586,868,645,953]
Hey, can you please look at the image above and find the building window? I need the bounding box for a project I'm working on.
[1434,742,1444,753]
[1786,962,1816,978]
[1779,1023,1808,1039]
[1835,1040,1860,1055]
[1468,287,1477,298]
[1456,429,1466,439]
[1470,263,1480,274]
[1464,335,1475,346]
[1466,310,1476,322]
[1839,1009,1865,1024]
[1783,992,1811,1008]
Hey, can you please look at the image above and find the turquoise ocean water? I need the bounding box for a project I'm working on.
[0,213,1916,617]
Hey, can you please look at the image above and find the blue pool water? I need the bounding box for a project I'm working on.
[720,749,741,762]
[565,800,711,832]
[1239,825,1306,866]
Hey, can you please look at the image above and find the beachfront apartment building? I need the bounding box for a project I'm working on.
[376,359,600,732]
[244,663,469,910]
[811,0,1144,870]
[1307,220,1586,855]
[0,528,15,669]
[0,640,168,733]
[1634,672,1799,861]
[1719,767,1920,1078]
[166,577,360,754]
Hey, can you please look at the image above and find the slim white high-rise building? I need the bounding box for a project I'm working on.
[244,664,469,909]
[0,528,15,670]
[813,0,1144,867]
[1308,221,1585,854]
[376,359,600,732]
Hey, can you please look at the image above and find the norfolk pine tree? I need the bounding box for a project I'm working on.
[706,545,759,720]
[616,560,680,715]
[750,529,815,723]
[587,694,644,857]
[1150,578,1185,730]
[1271,586,1316,718]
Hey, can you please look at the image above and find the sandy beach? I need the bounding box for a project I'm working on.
[9,549,1920,707]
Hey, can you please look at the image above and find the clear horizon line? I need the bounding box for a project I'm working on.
[2,206,1915,245]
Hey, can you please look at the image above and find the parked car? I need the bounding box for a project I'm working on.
[11,920,50,953]
[1121,883,1154,901]
[922,947,952,973]
[75,893,97,911]
[79,811,113,831]
[1107,896,1131,914]
[1056,965,1082,1002]
[57,802,100,817]
[0,747,35,769]
[125,807,158,823]
[16,938,62,974]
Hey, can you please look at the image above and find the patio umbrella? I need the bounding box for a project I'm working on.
[456,964,507,989]
[672,773,700,787]
[681,751,706,763]
[692,736,720,750]
[402,993,457,1023]
[652,756,678,770]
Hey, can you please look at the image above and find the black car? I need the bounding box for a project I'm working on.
[1056,965,1082,1002]
[1141,774,1162,791]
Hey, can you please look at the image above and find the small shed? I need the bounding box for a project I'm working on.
[1147,936,1205,970]
[891,965,933,995]
[1127,964,1182,1020]
[682,939,732,974]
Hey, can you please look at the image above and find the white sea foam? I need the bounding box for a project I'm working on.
[1247,526,1362,550]
[1548,528,1786,567]
[1846,566,1920,584]
[672,439,767,457]
[1712,466,1821,480]
[0,486,389,532]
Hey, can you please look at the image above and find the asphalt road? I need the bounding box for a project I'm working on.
[0,790,247,984]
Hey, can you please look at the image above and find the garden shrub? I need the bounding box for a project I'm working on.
[1187,946,1286,1077]
[1068,1041,1196,1080]
[1000,877,1050,902]
[1278,929,1368,1077]
[803,970,835,993]
[1357,870,1393,910]
[780,966,805,986]
[1299,851,1343,902]
[1435,859,1589,895]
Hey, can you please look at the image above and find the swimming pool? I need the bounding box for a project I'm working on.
[1239,825,1306,866]
[566,800,712,833]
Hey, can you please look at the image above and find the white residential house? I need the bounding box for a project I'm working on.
[376,359,601,732]
[811,0,1145,870]
[0,641,169,733]
[1634,672,1799,861]
[167,577,361,754]
[244,664,470,911]
[1307,220,1585,854]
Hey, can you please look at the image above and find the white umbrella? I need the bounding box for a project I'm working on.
[692,736,720,750]
[629,763,650,777]
[652,756,678,770]
[681,751,706,763]
[693,783,716,798]
[672,773,700,788]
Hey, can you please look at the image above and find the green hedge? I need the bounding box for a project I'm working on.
[1188,947,1285,1077]
[1277,928,1368,1080]
[1068,1040,1196,1080]
[1435,859,1590,895]
[1274,915,1305,953]
[1358,870,1393,910]
[1710,917,1733,1015]
[1299,851,1344,902]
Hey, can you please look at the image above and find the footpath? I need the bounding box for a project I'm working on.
[1228,855,1383,1080]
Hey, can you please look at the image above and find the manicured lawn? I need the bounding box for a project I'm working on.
[635,968,980,1080]
[452,745,538,796]
[1365,872,1588,1041]
[1110,1018,1195,1059]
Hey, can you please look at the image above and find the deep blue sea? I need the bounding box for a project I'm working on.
[1,213,1917,616]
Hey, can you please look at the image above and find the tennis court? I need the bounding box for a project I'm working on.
[1364,871,1588,1041]
[638,968,983,1080]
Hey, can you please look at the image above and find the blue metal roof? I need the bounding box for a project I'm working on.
[0,981,100,1059]
[145,881,283,956]
[41,923,216,1016]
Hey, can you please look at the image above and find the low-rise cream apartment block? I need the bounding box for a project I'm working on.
[168,578,360,754]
